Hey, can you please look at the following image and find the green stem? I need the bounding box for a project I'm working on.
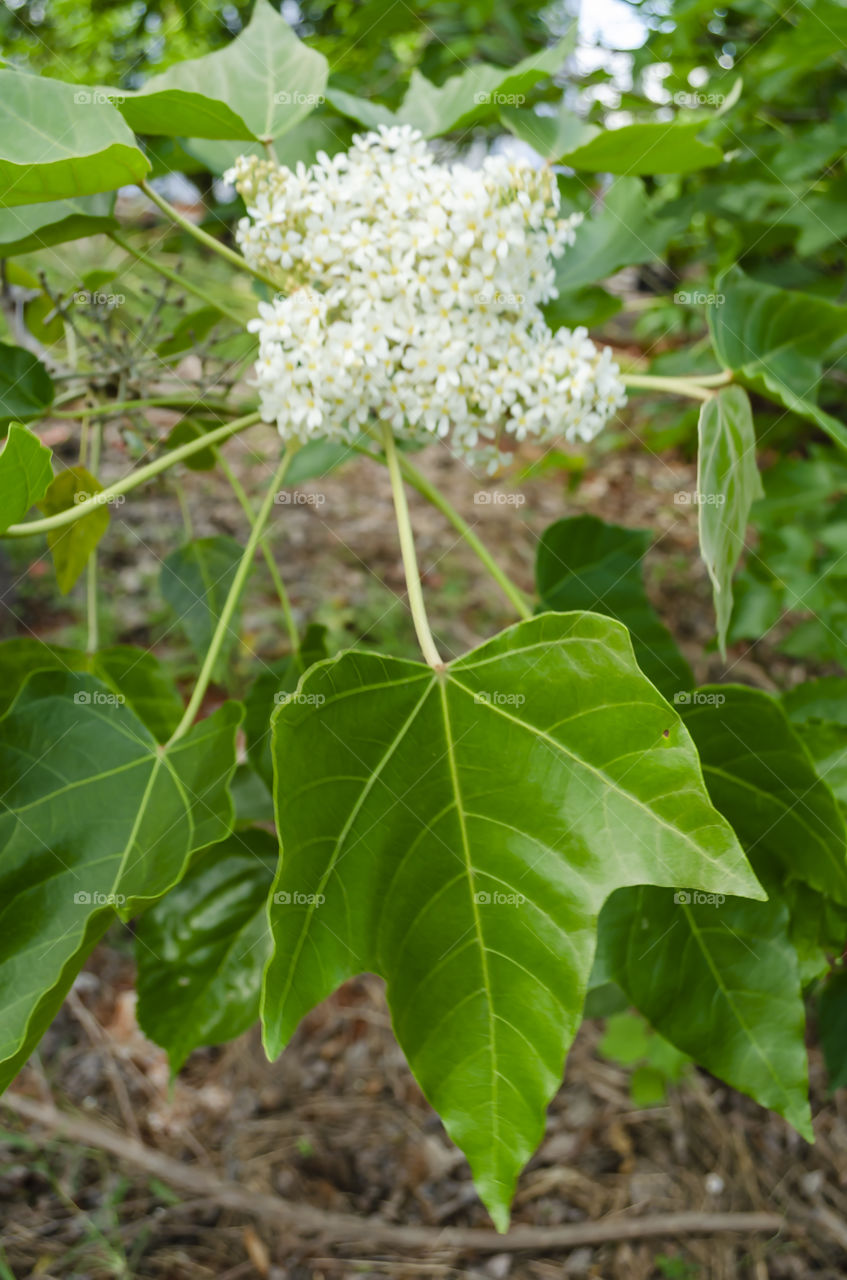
[55,395,252,420]
[381,423,444,669]
[216,451,299,654]
[169,444,298,741]
[3,410,262,538]
[139,180,279,291]
[355,441,533,621]
[86,418,102,654]
[109,230,248,326]
[621,372,729,402]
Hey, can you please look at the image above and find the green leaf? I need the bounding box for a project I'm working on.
[784,677,847,729]
[118,0,328,144]
[559,119,722,174]
[679,685,847,903]
[156,308,222,359]
[159,536,244,679]
[0,639,182,742]
[708,269,847,451]
[38,466,109,594]
[0,423,52,531]
[599,888,812,1137]
[263,612,761,1229]
[696,386,763,656]
[136,829,277,1072]
[0,194,117,258]
[0,671,239,1090]
[500,101,592,161]
[552,178,683,293]
[396,36,575,137]
[0,345,54,425]
[535,515,692,699]
[325,88,398,131]
[818,970,847,1090]
[0,71,149,206]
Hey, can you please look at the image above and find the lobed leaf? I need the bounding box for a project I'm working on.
[263,612,762,1228]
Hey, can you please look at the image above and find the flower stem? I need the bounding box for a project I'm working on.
[109,231,248,325]
[381,423,444,669]
[169,444,299,742]
[216,450,300,654]
[55,395,252,420]
[397,453,534,621]
[621,372,730,402]
[86,418,102,654]
[2,411,263,538]
[139,180,280,291]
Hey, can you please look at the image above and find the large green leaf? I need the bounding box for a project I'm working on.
[0,345,54,426]
[0,71,149,206]
[708,269,847,451]
[551,178,683,293]
[696,386,763,656]
[263,612,761,1229]
[117,0,328,143]
[136,829,277,1072]
[680,685,847,903]
[0,671,239,1090]
[599,888,811,1136]
[0,639,183,742]
[38,466,109,594]
[535,515,692,699]
[395,37,575,138]
[559,119,722,174]
[0,423,52,532]
[0,194,116,258]
[159,536,244,678]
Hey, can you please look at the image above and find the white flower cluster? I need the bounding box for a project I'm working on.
[228,125,625,470]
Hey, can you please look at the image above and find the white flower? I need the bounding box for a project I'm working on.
[226,125,626,468]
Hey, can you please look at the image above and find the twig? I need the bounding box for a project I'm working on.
[3,1093,785,1255]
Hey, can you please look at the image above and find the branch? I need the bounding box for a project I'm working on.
[3,1093,785,1254]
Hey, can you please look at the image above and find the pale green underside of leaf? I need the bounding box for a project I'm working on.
[697,385,764,656]
[115,0,328,143]
[0,672,240,1090]
[502,110,723,173]
[0,71,149,206]
[263,612,762,1229]
[0,194,117,257]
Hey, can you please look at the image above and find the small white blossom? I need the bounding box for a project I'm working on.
[227,126,626,468]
